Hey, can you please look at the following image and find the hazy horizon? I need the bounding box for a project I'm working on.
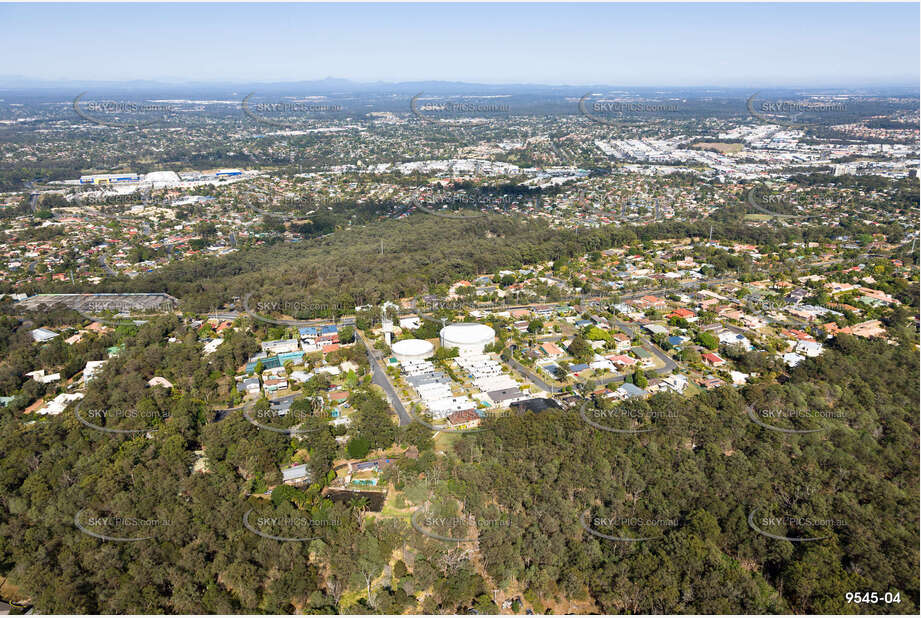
[0,76,918,91]
[1,2,918,87]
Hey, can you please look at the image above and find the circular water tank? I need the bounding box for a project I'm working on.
[440,323,495,356]
[392,338,435,362]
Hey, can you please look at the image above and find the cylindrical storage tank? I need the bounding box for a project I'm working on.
[440,323,495,356]
[392,338,435,362]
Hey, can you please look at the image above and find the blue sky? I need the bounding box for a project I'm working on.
[1,2,917,86]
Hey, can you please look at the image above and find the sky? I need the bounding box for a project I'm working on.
[0,2,918,87]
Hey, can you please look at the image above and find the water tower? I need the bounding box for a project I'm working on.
[381,309,394,346]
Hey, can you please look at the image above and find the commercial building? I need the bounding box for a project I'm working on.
[79,173,140,185]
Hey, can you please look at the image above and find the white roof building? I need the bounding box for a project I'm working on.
[30,328,59,343]
[25,370,60,384]
[148,376,173,389]
[399,316,421,330]
[795,340,824,357]
[662,374,689,394]
[202,338,224,356]
[83,360,107,384]
[261,339,301,355]
[729,370,750,385]
[718,330,753,351]
[39,392,83,416]
[590,359,617,372]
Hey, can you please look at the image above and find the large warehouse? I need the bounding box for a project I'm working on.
[391,338,435,362]
[440,323,495,356]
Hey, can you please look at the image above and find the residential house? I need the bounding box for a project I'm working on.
[607,354,637,369]
[83,360,107,384]
[202,338,224,356]
[485,388,525,407]
[448,408,480,428]
[795,340,824,357]
[611,332,632,352]
[38,392,83,416]
[30,327,59,343]
[540,342,564,359]
[568,363,590,376]
[261,339,301,355]
[263,376,287,393]
[238,377,261,395]
[661,373,689,394]
[828,319,886,339]
[697,375,725,390]
[718,331,753,351]
[281,464,312,486]
[729,370,749,385]
[25,370,60,384]
[667,307,696,321]
[613,382,647,400]
[589,357,616,373]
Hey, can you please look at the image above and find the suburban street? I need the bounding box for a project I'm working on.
[358,330,413,426]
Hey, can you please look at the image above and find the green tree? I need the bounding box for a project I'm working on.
[633,368,648,388]
[696,331,718,350]
[347,436,371,459]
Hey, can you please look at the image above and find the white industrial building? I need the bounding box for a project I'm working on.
[440,323,495,356]
[143,170,182,188]
[392,338,435,362]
